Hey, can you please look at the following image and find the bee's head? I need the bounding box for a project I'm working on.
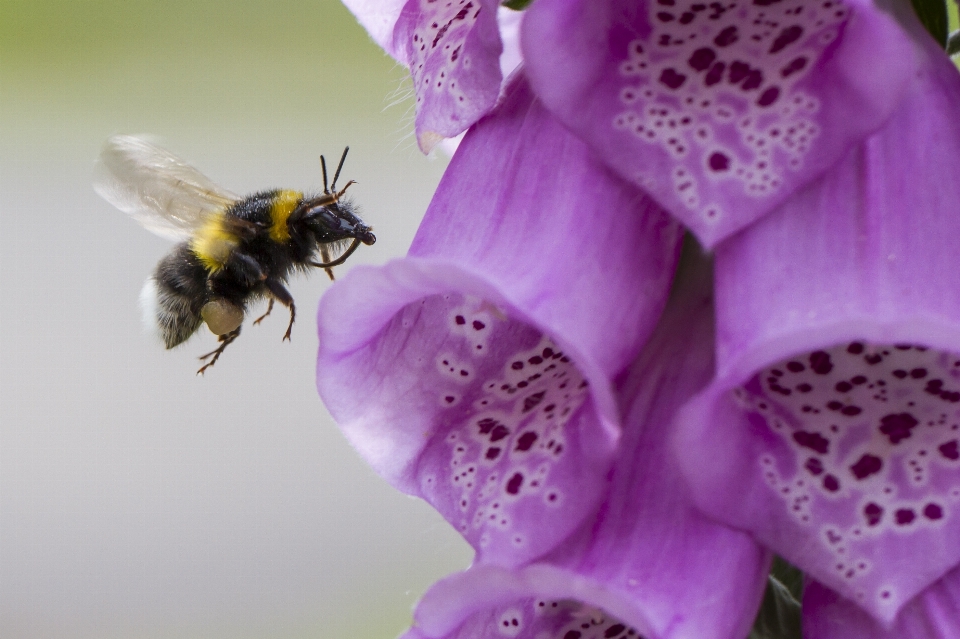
[300,198,376,246]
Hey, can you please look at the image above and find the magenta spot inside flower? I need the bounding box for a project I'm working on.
[823,475,839,492]
[688,47,716,71]
[709,152,730,172]
[847,342,864,355]
[924,503,944,520]
[895,508,916,525]
[805,457,824,475]
[659,68,687,89]
[787,361,805,373]
[770,25,804,54]
[879,412,918,444]
[939,440,959,460]
[809,351,833,375]
[506,472,524,495]
[515,432,538,452]
[455,315,466,325]
[794,430,829,454]
[850,454,882,480]
[713,25,739,47]
[523,391,546,413]
[486,447,501,460]
[864,502,883,526]
[757,86,781,107]
[705,61,726,85]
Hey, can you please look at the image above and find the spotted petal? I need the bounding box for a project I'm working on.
[674,40,960,623]
[316,76,682,567]
[397,250,769,639]
[521,0,921,247]
[395,0,504,151]
[803,568,960,638]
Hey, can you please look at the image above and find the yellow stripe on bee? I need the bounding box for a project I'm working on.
[269,190,303,243]
[191,211,239,272]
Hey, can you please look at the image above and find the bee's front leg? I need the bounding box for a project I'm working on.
[264,279,296,341]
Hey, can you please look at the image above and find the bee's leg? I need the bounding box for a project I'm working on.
[264,279,296,341]
[253,298,274,326]
[309,239,362,274]
[318,245,335,281]
[197,327,241,375]
[226,251,267,287]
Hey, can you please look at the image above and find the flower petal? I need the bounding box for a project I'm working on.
[317,75,682,566]
[674,42,960,622]
[341,0,410,62]
[395,0,504,151]
[804,569,960,639]
[399,249,769,639]
[521,0,921,246]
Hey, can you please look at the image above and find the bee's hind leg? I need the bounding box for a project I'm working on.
[197,327,241,375]
[253,298,274,326]
[264,279,296,342]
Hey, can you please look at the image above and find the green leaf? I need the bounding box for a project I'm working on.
[747,557,803,639]
[911,0,950,48]
[501,0,533,10]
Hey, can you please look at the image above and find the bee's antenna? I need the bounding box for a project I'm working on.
[320,155,330,194]
[330,146,349,193]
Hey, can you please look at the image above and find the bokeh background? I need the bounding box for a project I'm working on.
[0,1,472,637]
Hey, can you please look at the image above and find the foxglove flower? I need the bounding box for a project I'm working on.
[803,566,960,638]
[398,248,769,639]
[316,75,682,567]
[342,0,521,151]
[673,25,960,629]
[521,0,922,246]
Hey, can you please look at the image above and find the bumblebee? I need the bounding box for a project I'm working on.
[94,135,376,374]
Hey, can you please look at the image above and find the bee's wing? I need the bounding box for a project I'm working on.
[94,135,239,241]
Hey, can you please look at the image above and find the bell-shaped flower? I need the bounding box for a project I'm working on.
[342,0,523,151]
[521,0,922,246]
[803,566,960,639]
[397,247,769,639]
[316,75,682,567]
[673,29,960,627]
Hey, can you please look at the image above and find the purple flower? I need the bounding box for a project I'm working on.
[673,27,960,628]
[396,249,769,639]
[316,75,682,567]
[331,0,960,635]
[804,566,960,638]
[520,0,921,246]
[343,0,522,151]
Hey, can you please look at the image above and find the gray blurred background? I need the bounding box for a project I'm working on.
[0,1,471,637]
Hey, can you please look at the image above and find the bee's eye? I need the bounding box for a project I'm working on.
[310,208,342,229]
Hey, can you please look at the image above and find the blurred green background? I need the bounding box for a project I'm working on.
[0,1,470,638]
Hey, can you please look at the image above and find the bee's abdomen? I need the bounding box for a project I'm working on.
[144,243,209,349]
